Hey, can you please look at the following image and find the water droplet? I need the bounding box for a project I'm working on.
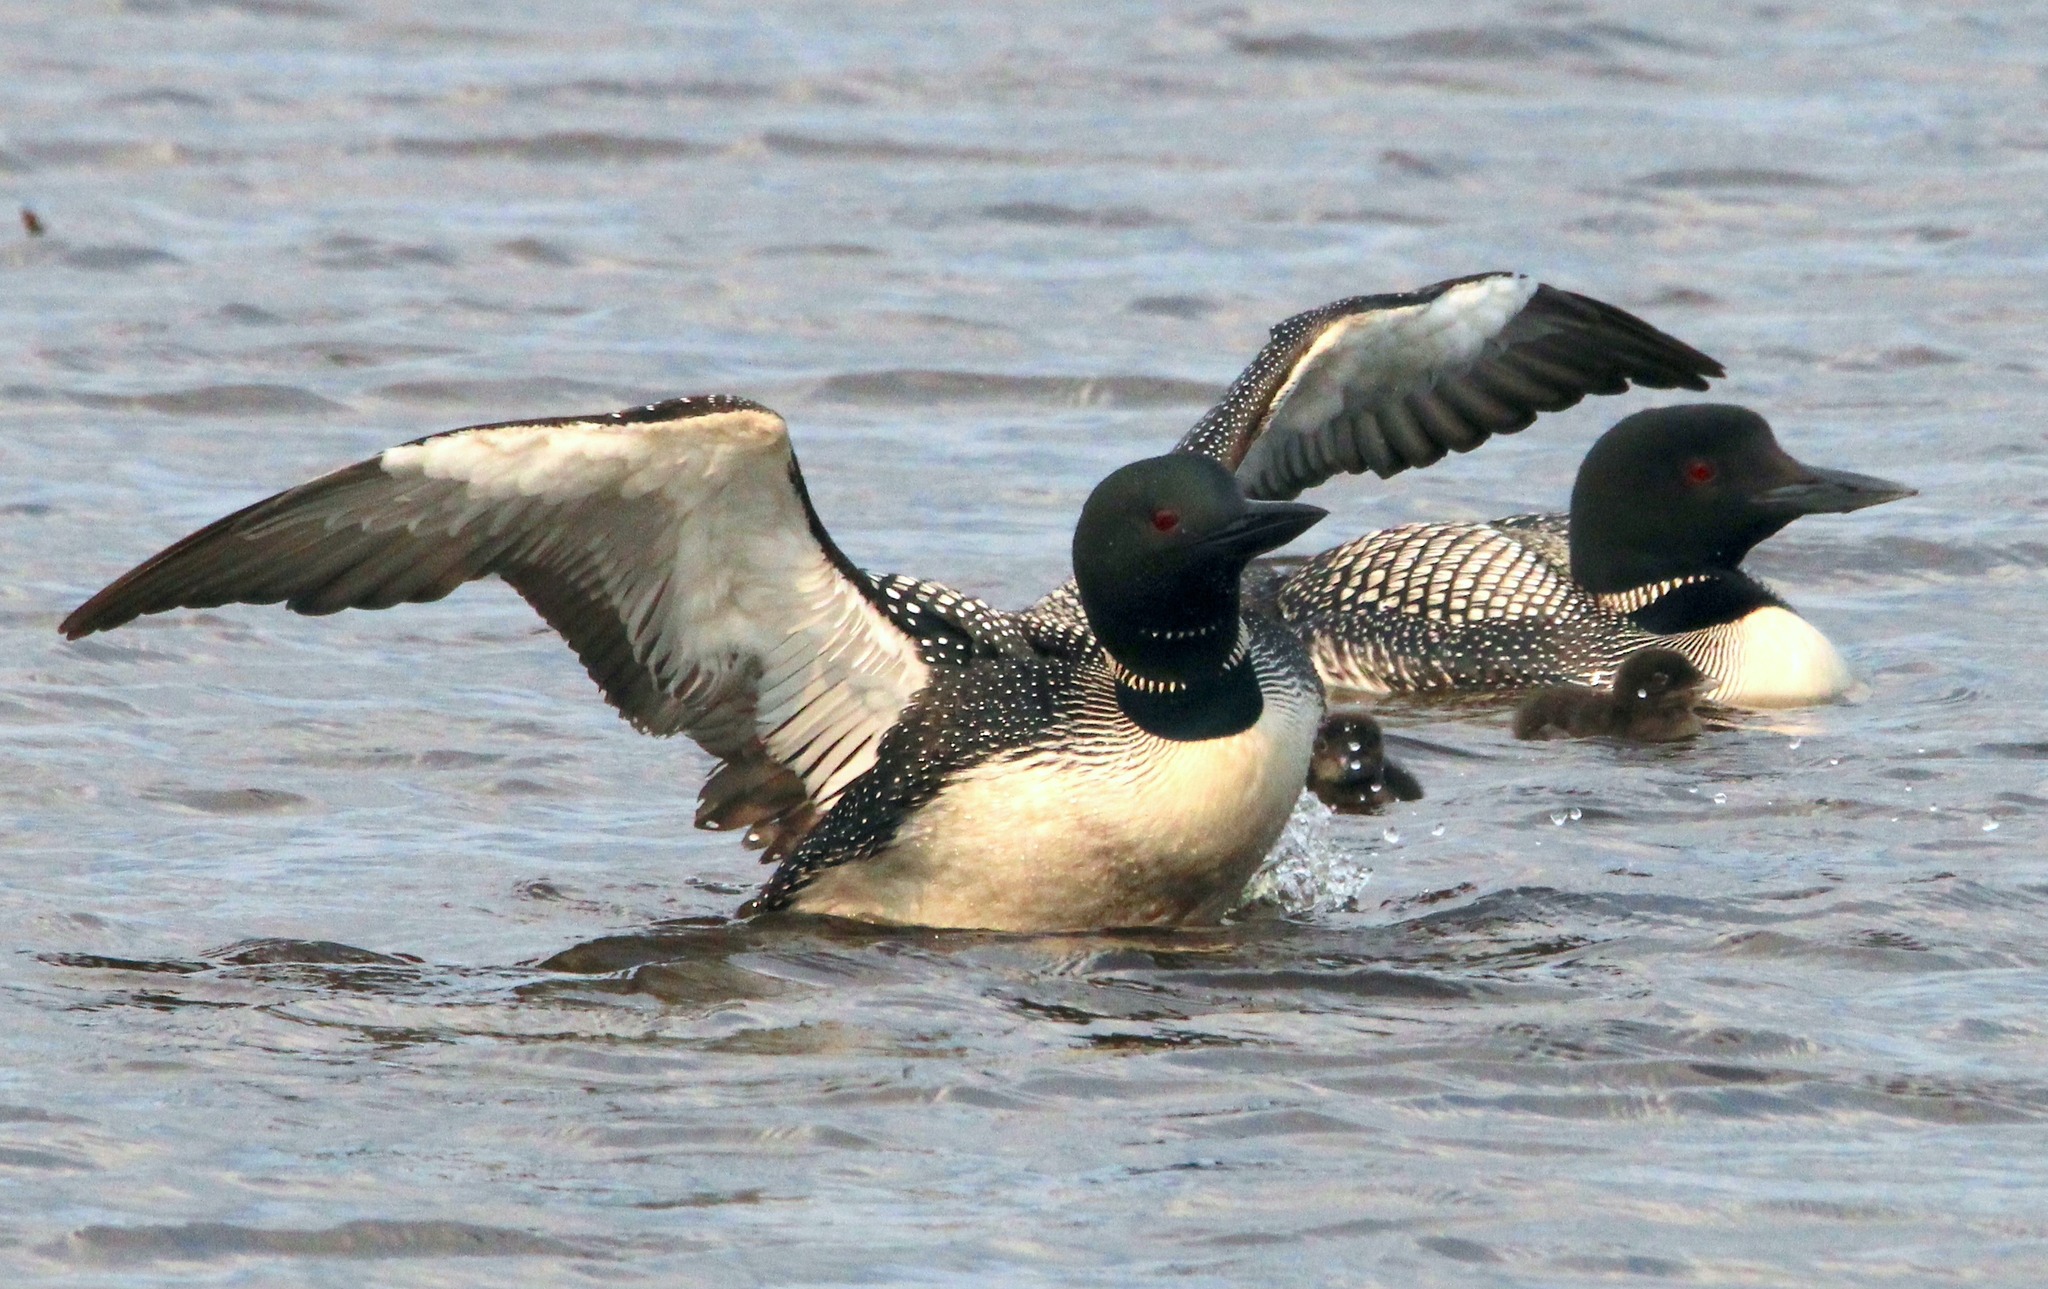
[1549,809,1569,826]
[1983,820,2000,832]
[1712,792,1727,805]
[1789,737,1803,750]
[1430,823,1445,838]
[1928,805,1938,813]
[1568,806,1582,821]
[1828,758,1840,766]
[1688,787,1699,795]
[1381,827,1401,845]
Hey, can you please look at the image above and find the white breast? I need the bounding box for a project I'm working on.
[1693,606,1853,708]
[788,680,1322,932]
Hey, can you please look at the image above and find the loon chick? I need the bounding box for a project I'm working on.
[1307,711,1423,813]
[61,398,1329,933]
[1513,648,1710,742]
[1273,404,1915,707]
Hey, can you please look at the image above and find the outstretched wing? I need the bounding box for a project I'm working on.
[61,396,942,827]
[1175,273,1724,500]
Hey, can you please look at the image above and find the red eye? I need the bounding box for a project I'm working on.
[1684,460,1718,486]
[1151,508,1181,534]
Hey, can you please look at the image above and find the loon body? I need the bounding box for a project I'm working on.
[62,399,1325,932]
[762,613,1321,928]
[1272,405,1914,707]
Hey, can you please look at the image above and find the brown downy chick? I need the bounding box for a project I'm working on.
[1308,711,1424,813]
[1514,648,1710,742]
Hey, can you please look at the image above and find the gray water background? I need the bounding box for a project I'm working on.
[4,1,2047,1284]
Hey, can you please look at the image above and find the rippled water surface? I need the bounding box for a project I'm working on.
[5,1,2048,1283]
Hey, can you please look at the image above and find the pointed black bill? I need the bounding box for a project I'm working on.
[1203,499,1327,559]
[1756,463,1916,516]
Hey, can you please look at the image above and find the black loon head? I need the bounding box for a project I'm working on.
[1569,405,1915,594]
[1073,453,1324,685]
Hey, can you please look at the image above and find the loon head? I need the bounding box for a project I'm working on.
[1613,647,1709,709]
[1073,453,1323,685]
[1569,404,1914,594]
[1609,647,1711,740]
[1307,711,1425,813]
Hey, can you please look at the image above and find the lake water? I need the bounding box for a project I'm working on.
[4,1,2047,1284]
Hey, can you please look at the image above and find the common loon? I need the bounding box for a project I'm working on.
[61,397,1330,933]
[1306,711,1423,813]
[1271,404,1915,707]
[1513,648,1711,742]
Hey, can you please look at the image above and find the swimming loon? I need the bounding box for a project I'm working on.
[1513,648,1712,742]
[60,397,1329,933]
[1271,404,1915,707]
[1306,711,1423,813]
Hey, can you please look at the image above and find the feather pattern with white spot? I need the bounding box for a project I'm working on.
[1274,512,1853,707]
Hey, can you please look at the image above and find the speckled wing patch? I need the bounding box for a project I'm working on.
[864,573,1037,665]
[1013,579,1097,658]
[1276,519,1656,691]
[1489,512,1571,569]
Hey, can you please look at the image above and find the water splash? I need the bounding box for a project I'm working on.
[1242,796,1374,914]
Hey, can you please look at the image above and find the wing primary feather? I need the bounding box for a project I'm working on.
[1468,360,1574,411]
[1376,396,1447,468]
[1330,414,1371,477]
[1433,381,1530,441]
[1517,337,1631,393]
[1493,346,1613,396]
[1346,412,1400,478]
[291,530,455,615]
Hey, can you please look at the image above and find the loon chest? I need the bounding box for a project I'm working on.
[1680,605,1852,708]
[788,660,1322,932]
